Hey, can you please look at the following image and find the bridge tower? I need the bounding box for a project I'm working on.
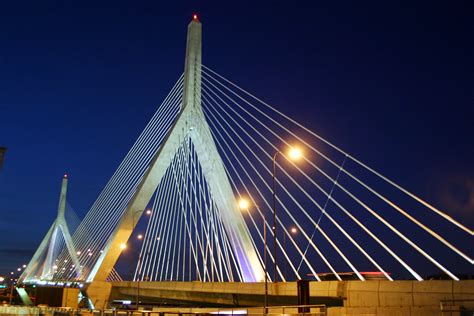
[19,174,81,282]
[86,16,265,308]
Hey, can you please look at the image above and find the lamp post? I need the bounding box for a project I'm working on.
[272,147,302,282]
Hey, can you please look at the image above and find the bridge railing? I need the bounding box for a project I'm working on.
[0,305,327,316]
[211,304,327,315]
[439,298,474,315]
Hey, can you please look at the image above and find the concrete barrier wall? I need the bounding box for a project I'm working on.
[0,306,70,316]
[0,306,42,316]
[344,280,474,308]
[327,306,443,316]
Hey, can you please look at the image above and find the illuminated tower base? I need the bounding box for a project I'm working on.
[19,175,81,283]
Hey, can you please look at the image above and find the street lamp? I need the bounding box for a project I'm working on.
[272,146,302,282]
[238,197,268,313]
[238,198,250,210]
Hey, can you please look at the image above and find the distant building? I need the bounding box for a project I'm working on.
[0,147,6,171]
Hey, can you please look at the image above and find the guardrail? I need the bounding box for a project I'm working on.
[209,304,327,315]
[0,304,327,316]
[439,298,474,315]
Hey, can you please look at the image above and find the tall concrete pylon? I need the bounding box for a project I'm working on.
[19,175,82,282]
[86,17,265,308]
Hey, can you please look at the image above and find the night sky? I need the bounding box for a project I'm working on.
[0,1,472,278]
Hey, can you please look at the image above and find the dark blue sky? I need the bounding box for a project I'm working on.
[0,1,472,277]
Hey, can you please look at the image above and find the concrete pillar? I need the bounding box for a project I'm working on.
[297,279,310,313]
[86,281,112,309]
[87,16,264,285]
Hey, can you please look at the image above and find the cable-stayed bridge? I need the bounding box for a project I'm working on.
[18,17,472,311]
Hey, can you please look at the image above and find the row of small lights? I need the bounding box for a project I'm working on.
[0,146,303,281]
[0,264,28,284]
[1,210,154,279]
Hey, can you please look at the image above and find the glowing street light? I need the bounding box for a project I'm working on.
[137,234,143,240]
[120,243,127,250]
[146,209,152,215]
[290,227,298,234]
[22,264,26,268]
[0,277,4,282]
[272,145,303,282]
[238,198,250,210]
[288,147,302,160]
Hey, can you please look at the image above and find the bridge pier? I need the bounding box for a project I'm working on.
[86,281,112,309]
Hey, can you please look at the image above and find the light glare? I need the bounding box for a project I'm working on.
[288,147,302,160]
[238,198,250,210]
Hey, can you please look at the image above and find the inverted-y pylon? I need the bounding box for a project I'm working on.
[87,17,264,284]
[19,175,81,282]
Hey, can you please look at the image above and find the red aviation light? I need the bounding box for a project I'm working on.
[193,14,198,20]
[63,173,68,179]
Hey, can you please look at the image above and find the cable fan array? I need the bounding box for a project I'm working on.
[49,63,471,283]
[134,64,472,282]
[193,64,472,282]
[134,137,249,282]
[39,203,82,280]
[25,201,123,283]
[51,75,184,281]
